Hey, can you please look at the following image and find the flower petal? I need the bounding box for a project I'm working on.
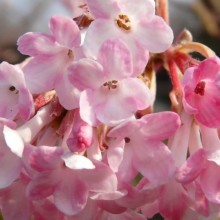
[32,199,64,220]
[3,126,24,158]
[17,33,59,56]
[54,177,88,215]
[27,172,58,200]
[97,38,133,79]
[119,0,155,20]
[79,89,101,126]
[159,180,189,219]
[194,88,220,128]
[87,0,120,18]
[139,112,181,140]
[68,58,105,91]
[107,138,125,172]
[136,15,174,53]
[133,141,175,186]
[0,62,34,120]
[83,19,118,58]
[200,162,220,203]
[197,56,220,80]
[108,119,140,138]
[23,56,63,94]
[176,149,207,183]
[29,146,63,172]
[90,190,126,200]
[49,15,81,48]
[62,153,95,170]
[95,78,153,126]
[125,38,149,75]
[116,145,138,183]
[18,87,34,120]
[182,67,199,114]
[81,160,118,193]
[0,146,22,189]
[55,73,80,110]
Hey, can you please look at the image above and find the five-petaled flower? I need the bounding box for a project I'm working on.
[182,56,220,127]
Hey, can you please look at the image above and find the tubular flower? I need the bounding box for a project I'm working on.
[68,39,153,126]
[182,56,220,128]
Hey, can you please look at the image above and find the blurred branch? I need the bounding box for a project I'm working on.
[193,0,220,37]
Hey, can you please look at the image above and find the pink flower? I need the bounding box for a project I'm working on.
[84,0,173,74]
[182,56,220,128]
[0,62,34,121]
[27,146,122,215]
[17,15,84,110]
[145,111,199,219]
[108,112,180,186]
[176,126,220,205]
[68,39,153,126]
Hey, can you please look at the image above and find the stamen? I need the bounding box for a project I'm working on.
[103,80,118,90]
[116,14,131,31]
[194,81,206,96]
[9,86,16,91]
[67,49,74,59]
[112,80,118,84]
[9,86,19,94]
[124,137,130,143]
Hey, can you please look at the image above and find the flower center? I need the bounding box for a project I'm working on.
[9,85,19,94]
[124,137,130,143]
[67,49,74,59]
[116,14,131,31]
[103,80,118,90]
[194,81,206,96]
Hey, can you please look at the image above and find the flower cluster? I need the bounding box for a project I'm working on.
[1,0,220,219]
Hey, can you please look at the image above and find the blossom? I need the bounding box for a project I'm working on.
[140,113,208,220]
[84,0,174,74]
[0,62,34,121]
[108,112,180,186]
[27,146,123,215]
[176,126,220,205]
[17,15,84,110]
[182,56,220,128]
[68,39,153,126]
